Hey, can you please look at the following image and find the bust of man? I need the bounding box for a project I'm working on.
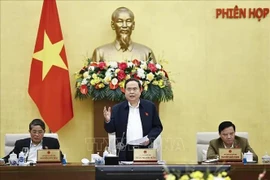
[92,7,156,63]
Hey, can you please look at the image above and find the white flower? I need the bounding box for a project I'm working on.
[140,60,146,65]
[137,68,146,79]
[83,71,90,78]
[109,61,118,68]
[127,62,133,68]
[156,63,162,69]
[105,68,114,77]
[81,78,88,85]
[88,66,95,71]
[111,78,118,85]
[140,61,147,70]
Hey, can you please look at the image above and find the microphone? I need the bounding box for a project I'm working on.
[116,132,125,157]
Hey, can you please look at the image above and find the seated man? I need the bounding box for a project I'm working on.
[1,119,63,163]
[207,121,258,161]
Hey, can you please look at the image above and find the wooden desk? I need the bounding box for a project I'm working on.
[0,163,95,180]
[200,162,270,179]
[0,163,269,180]
[229,163,270,179]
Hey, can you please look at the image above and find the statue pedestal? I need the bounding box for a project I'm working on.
[93,100,159,155]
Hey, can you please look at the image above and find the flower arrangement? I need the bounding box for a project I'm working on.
[164,171,231,180]
[74,57,173,102]
[164,169,267,180]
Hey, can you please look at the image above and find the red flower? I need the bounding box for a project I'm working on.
[118,62,128,70]
[132,59,141,67]
[109,82,119,90]
[117,70,126,81]
[148,63,157,72]
[80,85,88,94]
[133,73,140,80]
[98,62,106,70]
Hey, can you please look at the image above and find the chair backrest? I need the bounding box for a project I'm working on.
[4,133,58,156]
[196,132,248,162]
[108,133,162,160]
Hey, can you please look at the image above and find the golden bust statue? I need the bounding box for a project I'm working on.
[92,7,156,63]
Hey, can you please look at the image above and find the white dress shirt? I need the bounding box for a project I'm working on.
[223,142,234,148]
[27,140,43,162]
[126,101,143,144]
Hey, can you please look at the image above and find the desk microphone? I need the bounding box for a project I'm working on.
[116,132,125,157]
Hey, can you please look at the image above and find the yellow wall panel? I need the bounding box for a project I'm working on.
[1,0,269,163]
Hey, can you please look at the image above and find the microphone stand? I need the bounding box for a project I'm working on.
[117,132,126,157]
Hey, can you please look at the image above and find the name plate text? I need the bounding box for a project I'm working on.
[219,148,242,161]
[37,149,61,163]
[133,149,157,162]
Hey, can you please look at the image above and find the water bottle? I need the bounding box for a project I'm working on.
[18,151,25,166]
[242,154,247,165]
[103,147,109,164]
[62,154,67,165]
[103,146,109,159]
[9,152,18,166]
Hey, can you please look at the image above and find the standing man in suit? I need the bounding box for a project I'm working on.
[103,78,163,161]
[207,121,258,161]
[2,119,63,163]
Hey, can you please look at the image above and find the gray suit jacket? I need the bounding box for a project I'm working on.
[207,135,258,161]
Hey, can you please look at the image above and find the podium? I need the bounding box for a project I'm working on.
[93,100,159,155]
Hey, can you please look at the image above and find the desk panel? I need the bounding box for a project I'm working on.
[0,163,269,180]
[0,163,95,180]
[229,164,270,179]
[95,164,231,180]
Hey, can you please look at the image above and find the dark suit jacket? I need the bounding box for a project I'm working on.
[104,99,163,161]
[2,137,63,163]
[207,136,258,161]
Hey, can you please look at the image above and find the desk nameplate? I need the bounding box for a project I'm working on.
[133,149,157,162]
[219,148,242,162]
[37,149,61,163]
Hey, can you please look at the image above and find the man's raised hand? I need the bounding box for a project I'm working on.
[103,106,111,123]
